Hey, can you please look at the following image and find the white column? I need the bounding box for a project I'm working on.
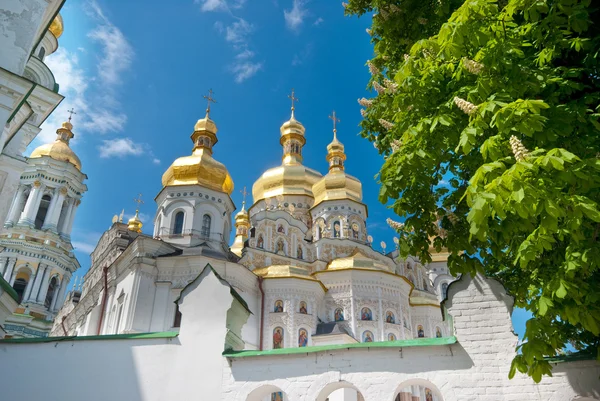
[18,181,43,226]
[27,263,46,303]
[0,257,7,276]
[42,187,66,232]
[50,275,68,311]
[4,185,26,227]
[3,257,16,282]
[22,266,38,302]
[65,200,79,236]
[378,287,384,341]
[59,199,74,236]
[34,264,50,303]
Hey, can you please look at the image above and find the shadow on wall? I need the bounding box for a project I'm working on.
[0,338,152,401]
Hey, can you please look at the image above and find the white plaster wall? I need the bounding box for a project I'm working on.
[0,273,598,401]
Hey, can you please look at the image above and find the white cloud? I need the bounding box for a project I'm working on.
[313,17,323,26]
[284,0,307,31]
[214,18,263,83]
[152,158,161,165]
[231,61,263,83]
[195,0,246,11]
[291,43,312,66]
[82,109,128,134]
[225,19,253,44]
[87,21,133,86]
[72,241,97,254]
[98,138,146,158]
[235,49,255,59]
[195,0,227,11]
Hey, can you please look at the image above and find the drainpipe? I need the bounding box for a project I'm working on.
[61,316,68,336]
[258,276,265,351]
[96,267,109,335]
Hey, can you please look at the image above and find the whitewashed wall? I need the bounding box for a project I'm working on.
[0,273,597,401]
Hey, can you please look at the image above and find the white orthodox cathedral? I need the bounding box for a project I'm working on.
[0,2,598,401]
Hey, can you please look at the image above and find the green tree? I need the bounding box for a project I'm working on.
[345,0,600,382]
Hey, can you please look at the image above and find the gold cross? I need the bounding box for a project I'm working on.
[328,110,340,133]
[240,186,248,205]
[67,108,77,122]
[288,88,298,111]
[133,193,144,210]
[203,89,217,117]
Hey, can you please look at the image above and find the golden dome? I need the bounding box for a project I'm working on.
[29,121,82,170]
[127,210,143,233]
[312,130,362,206]
[49,14,64,38]
[235,202,249,223]
[162,113,234,195]
[252,107,322,202]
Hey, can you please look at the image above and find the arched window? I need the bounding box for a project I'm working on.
[299,301,307,314]
[35,194,52,230]
[201,214,211,238]
[274,300,283,312]
[441,282,449,299]
[173,211,184,235]
[44,276,59,308]
[435,326,442,338]
[38,46,45,59]
[12,278,27,303]
[422,278,428,291]
[316,225,322,240]
[417,325,425,338]
[257,234,264,249]
[362,330,374,342]
[334,308,344,321]
[297,245,303,259]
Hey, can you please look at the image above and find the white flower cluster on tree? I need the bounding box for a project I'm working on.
[453,96,478,115]
[360,109,367,117]
[389,4,402,13]
[509,135,530,162]
[384,78,399,93]
[387,218,405,230]
[358,97,374,108]
[342,2,348,8]
[379,118,394,130]
[373,81,386,95]
[404,54,410,62]
[391,139,403,153]
[462,58,484,74]
[447,212,458,225]
[366,28,372,35]
[367,61,380,76]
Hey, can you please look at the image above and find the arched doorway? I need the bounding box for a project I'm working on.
[12,278,27,303]
[245,385,288,401]
[316,381,365,401]
[393,379,444,401]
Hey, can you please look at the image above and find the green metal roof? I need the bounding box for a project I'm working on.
[0,331,179,344]
[0,274,18,302]
[223,336,457,358]
[544,350,597,363]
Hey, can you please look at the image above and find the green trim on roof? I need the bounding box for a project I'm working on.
[0,331,179,344]
[0,274,18,302]
[544,350,597,363]
[223,336,457,358]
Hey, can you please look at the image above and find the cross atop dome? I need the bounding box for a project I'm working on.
[288,88,298,118]
[203,89,217,118]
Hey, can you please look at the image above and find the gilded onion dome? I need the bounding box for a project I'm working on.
[231,200,250,257]
[162,110,234,195]
[29,121,82,170]
[252,100,322,202]
[49,14,64,39]
[128,210,143,233]
[312,120,362,206]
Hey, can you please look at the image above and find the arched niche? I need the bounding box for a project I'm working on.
[393,378,444,401]
[316,381,366,401]
[245,384,288,401]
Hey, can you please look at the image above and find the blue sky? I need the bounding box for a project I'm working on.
[35,0,529,337]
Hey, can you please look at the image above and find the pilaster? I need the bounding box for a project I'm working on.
[28,263,46,303]
[35,264,51,303]
[2,257,16,283]
[18,181,43,226]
